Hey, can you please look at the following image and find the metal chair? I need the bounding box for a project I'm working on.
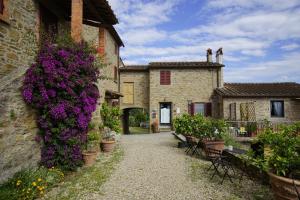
[206,148,234,184]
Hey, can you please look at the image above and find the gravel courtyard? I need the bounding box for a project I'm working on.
[96,133,272,200]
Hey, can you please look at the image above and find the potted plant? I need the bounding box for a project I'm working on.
[173,114,196,147]
[100,103,121,152]
[100,127,116,152]
[82,130,100,166]
[246,122,258,137]
[252,122,300,200]
[201,118,227,151]
[151,119,159,133]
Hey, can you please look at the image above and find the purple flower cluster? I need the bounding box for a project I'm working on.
[22,41,100,170]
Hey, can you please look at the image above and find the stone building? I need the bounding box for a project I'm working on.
[214,82,300,123]
[119,48,300,133]
[0,0,123,182]
[120,49,225,133]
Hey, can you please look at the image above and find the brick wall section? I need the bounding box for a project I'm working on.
[0,0,40,183]
[120,71,149,110]
[222,98,300,122]
[149,68,219,126]
[71,0,83,42]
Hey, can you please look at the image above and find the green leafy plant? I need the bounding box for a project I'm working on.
[251,122,300,177]
[100,103,121,133]
[173,114,228,140]
[129,109,149,127]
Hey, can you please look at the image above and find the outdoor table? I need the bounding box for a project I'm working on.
[223,148,247,155]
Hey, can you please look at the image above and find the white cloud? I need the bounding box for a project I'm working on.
[280,43,300,51]
[241,49,266,57]
[206,0,300,11]
[225,52,300,82]
[108,0,181,30]
[122,28,167,45]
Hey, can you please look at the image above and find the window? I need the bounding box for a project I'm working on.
[271,100,284,117]
[123,82,134,104]
[114,66,118,81]
[189,102,212,117]
[0,0,9,23]
[229,103,237,120]
[160,71,171,85]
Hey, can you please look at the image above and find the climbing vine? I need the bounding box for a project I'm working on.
[22,38,100,170]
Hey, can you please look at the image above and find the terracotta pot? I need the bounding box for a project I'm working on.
[101,140,115,152]
[82,151,97,167]
[268,172,300,200]
[203,139,225,151]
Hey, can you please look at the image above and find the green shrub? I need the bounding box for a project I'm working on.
[251,122,300,177]
[173,114,228,140]
[100,103,121,133]
[0,167,64,200]
[129,109,148,127]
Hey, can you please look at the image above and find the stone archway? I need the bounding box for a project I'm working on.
[122,107,148,135]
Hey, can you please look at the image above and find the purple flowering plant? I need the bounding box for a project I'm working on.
[22,37,100,170]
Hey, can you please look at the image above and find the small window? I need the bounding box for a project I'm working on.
[0,0,9,23]
[114,66,118,81]
[191,102,212,117]
[123,82,134,104]
[271,100,284,117]
[160,71,171,85]
[194,103,205,115]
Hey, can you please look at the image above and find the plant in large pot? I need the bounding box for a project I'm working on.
[151,119,160,133]
[82,130,100,167]
[100,127,116,152]
[100,103,121,152]
[201,118,227,151]
[253,122,300,200]
[173,114,198,144]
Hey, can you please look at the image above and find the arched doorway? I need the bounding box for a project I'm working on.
[122,107,149,134]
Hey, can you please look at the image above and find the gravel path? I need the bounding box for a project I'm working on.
[92,132,272,200]
[97,132,202,200]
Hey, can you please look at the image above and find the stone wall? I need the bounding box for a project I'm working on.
[0,0,40,183]
[83,26,120,125]
[99,27,119,103]
[0,1,121,183]
[120,71,149,110]
[222,97,300,122]
[149,68,220,126]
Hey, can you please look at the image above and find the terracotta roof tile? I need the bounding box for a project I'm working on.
[119,65,149,71]
[149,61,224,68]
[120,62,224,71]
[215,82,300,97]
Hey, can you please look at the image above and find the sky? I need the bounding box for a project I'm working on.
[107,0,300,83]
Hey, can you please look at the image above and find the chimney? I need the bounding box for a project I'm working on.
[207,48,212,62]
[216,48,223,64]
